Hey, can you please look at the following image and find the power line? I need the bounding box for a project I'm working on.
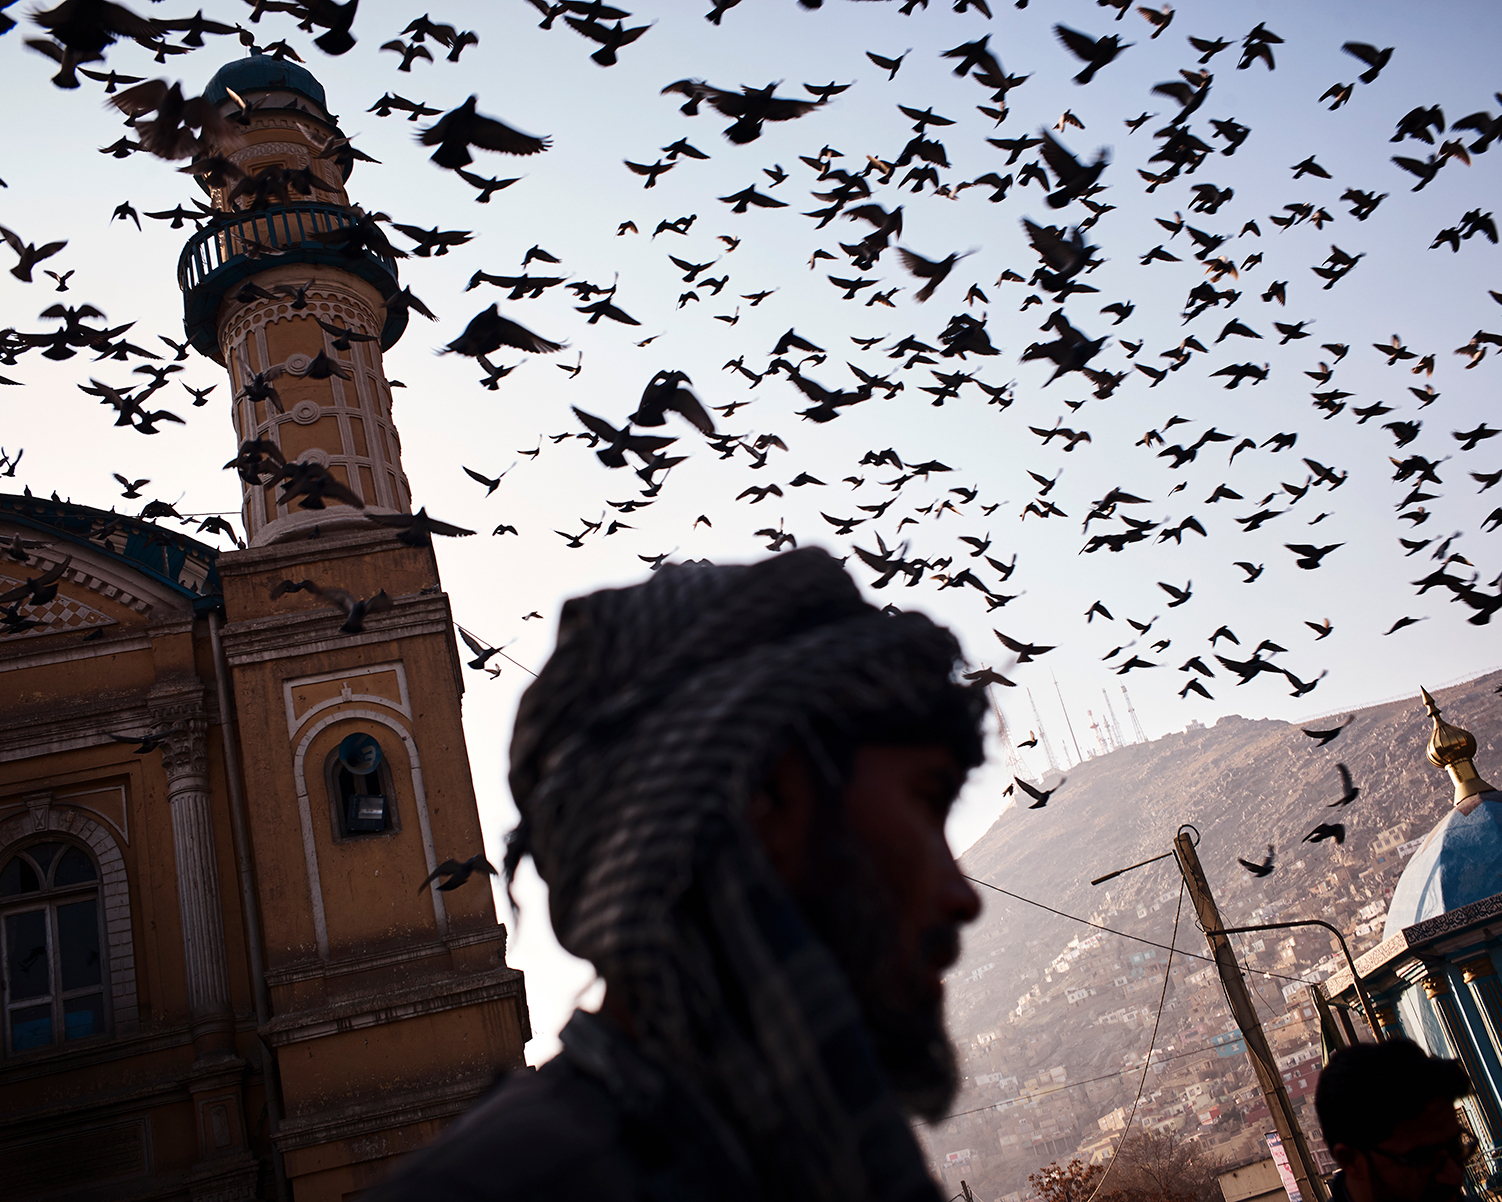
[949,1049,1150,1120]
[1083,881,1183,1202]
[961,875,1319,989]
[456,623,539,678]
[497,649,538,677]
[945,1033,1259,1124]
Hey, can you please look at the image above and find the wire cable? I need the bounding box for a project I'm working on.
[455,622,539,677]
[962,875,1319,989]
[1082,878,1184,1202]
[496,649,539,677]
[941,1026,1243,1122]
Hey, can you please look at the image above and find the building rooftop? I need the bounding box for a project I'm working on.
[0,491,222,607]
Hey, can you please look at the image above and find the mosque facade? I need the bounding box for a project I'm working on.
[1326,689,1502,1195]
[0,56,528,1202]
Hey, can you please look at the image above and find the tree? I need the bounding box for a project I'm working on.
[1031,1130,1222,1202]
[1031,1157,1107,1202]
[1100,1129,1223,1202]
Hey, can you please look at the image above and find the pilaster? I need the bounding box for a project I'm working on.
[157,700,235,1053]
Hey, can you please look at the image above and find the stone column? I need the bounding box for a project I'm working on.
[1460,957,1502,1053]
[1372,1002,1404,1043]
[160,713,235,1052]
[1424,974,1502,1152]
[1458,956,1502,1178]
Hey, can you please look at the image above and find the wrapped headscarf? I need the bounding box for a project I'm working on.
[509,548,981,1202]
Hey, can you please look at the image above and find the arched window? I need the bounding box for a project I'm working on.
[324,733,399,839]
[1,841,109,1054]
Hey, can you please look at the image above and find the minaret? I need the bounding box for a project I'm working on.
[174,58,530,1201]
[1420,686,1497,814]
[180,53,411,545]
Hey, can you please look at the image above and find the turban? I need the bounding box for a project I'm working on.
[509,547,980,1202]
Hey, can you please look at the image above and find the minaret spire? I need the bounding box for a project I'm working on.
[1419,686,1496,813]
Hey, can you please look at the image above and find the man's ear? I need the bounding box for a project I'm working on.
[748,748,819,889]
[1332,1142,1364,1174]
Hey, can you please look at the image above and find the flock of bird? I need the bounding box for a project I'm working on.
[0,2,1498,856]
[1233,715,1361,879]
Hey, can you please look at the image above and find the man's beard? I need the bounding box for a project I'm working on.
[1367,1158,1467,1202]
[793,829,962,1122]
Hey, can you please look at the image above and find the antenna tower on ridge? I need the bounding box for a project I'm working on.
[1102,689,1126,748]
[1054,673,1085,764]
[985,687,1025,776]
[1027,687,1060,772]
[1087,710,1109,756]
[1121,684,1148,744]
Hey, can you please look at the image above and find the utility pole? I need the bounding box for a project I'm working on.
[1174,831,1329,1202]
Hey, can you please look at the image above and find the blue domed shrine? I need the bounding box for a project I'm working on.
[1327,690,1502,1190]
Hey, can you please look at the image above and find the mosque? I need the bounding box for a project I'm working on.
[1326,689,1502,1196]
[0,56,530,1201]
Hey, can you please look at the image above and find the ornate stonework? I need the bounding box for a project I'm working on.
[159,714,211,786]
[217,275,410,543]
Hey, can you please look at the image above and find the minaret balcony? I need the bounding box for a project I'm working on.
[177,203,406,360]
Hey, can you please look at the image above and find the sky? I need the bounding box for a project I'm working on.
[1,0,1499,1060]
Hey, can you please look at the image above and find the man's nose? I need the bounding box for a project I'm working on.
[1435,1154,1467,1187]
[941,849,981,924]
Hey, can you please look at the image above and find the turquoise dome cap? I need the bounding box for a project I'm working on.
[203,55,328,111]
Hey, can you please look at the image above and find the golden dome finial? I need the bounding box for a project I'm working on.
[1420,687,1493,813]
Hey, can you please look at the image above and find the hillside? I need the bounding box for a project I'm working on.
[918,671,1502,1199]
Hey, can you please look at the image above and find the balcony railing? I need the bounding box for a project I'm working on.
[176,203,405,358]
[177,203,400,293]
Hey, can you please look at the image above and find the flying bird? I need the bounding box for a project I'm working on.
[462,465,510,496]
[269,578,394,634]
[420,97,551,169]
[1302,716,1352,746]
[1285,543,1344,570]
[1342,41,1393,84]
[995,630,1054,662]
[416,852,498,892]
[1015,775,1064,809]
[1329,763,1361,806]
[1053,25,1132,86]
[364,507,476,548]
[445,305,564,356]
[630,370,715,434]
[456,626,505,670]
[108,725,187,754]
[1237,845,1275,877]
